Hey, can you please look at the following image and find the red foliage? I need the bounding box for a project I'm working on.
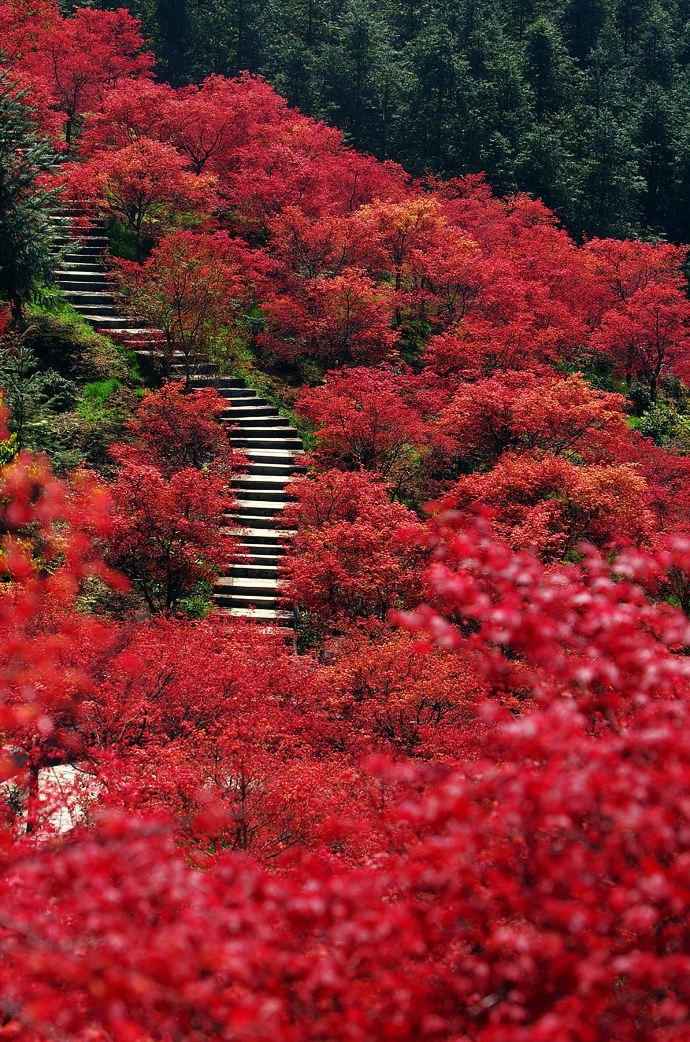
[421,316,560,390]
[296,366,432,495]
[281,470,425,636]
[591,281,690,399]
[322,628,488,759]
[0,1,152,142]
[0,453,120,740]
[60,140,216,259]
[114,229,272,372]
[436,370,632,468]
[79,78,175,154]
[584,236,687,307]
[398,510,690,717]
[70,615,370,862]
[262,269,399,366]
[444,452,655,559]
[268,206,368,278]
[354,196,448,293]
[112,380,239,477]
[220,103,408,229]
[106,462,233,613]
[164,73,295,177]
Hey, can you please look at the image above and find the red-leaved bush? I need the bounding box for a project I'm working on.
[2,8,690,1038]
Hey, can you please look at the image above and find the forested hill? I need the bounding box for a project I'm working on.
[83,0,690,242]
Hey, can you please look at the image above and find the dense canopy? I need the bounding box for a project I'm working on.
[1,2,690,1039]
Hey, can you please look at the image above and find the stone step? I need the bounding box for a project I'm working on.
[232,427,301,439]
[231,511,283,530]
[53,235,109,247]
[190,377,231,389]
[69,301,118,313]
[50,228,106,241]
[218,388,269,402]
[59,284,113,298]
[220,575,281,590]
[235,486,290,503]
[57,270,112,283]
[233,479,291,495]
[234,501,286,519]
[229,415,293,429]
[117,342,166,356]
[219,605,293,625]
[246,461,303,477]
[56,273,111,286]
[56,280,111,295]
[59,255,106,266]
[216,575,280,591]
[237,426,300,438]
[234,494,289,507]
[230,561,280,579]
[237,540,286,558]
[233,472,292,484]
[232,437,302,450]
[216,377,250,389]
[228,406,278,419]
[60,266,108,279]
[60,242,106,253]
[235,556,284,571]
[171,363,219,377]
[216,594,282,610]
[49,212,103,222]
[60,251,106,262]
[63,291,115,306]
[48,216,105,228]
[234,527,294,542]
[244,445,300,457]
[190,377,247,390]
[117,332,167,345]
[86,316,146,330]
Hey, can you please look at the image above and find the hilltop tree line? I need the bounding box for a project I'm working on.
[79,0,690,241]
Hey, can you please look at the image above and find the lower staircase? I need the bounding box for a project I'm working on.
[49,209,303,635]
[209,377,304,632]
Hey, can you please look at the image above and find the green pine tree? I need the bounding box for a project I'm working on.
[0,68,56,326]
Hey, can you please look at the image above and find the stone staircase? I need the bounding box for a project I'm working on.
[49,209,304,634]
[209,377,304,631]
[50,210,160,355]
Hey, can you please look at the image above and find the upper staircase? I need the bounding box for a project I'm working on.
[49,209,303,635]
[51,210,160,352]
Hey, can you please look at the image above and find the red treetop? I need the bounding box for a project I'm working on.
[262,269,399,366]
[106,462,234,613]
[297,366,431,496]
[591,281,690,399]
[437,370,632,468]
[281,469,426,636]
[79,78,175,154]
[584,236,687,306]
[114,230,275,372]
[112,381,239,477]
[444,452,655,559]
[0,1,152,142]
[60,139,217,259]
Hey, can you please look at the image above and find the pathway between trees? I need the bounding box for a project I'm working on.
[50,209,303,633]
